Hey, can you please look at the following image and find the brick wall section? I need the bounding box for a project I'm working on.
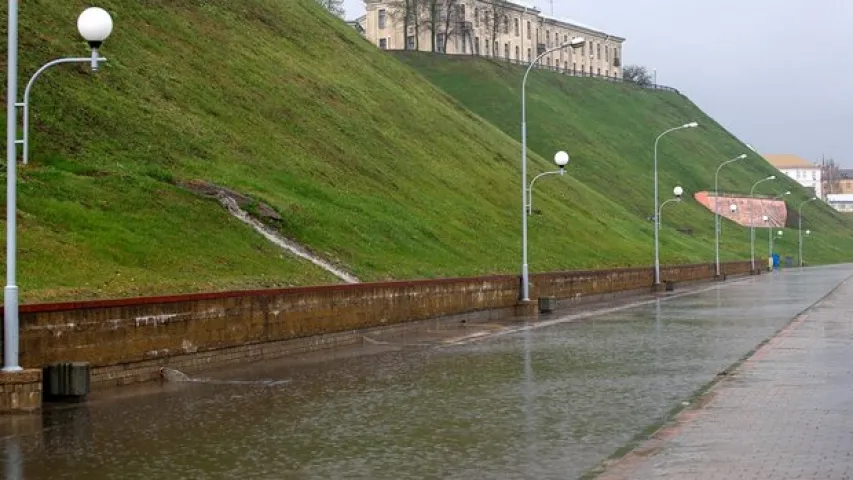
[534,262,750,298]
[4,262,750,389]
[0,369,42,412]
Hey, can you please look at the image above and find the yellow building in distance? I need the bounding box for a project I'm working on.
[358,0,625,79]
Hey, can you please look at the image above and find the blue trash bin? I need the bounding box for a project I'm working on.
[772,254,780,268]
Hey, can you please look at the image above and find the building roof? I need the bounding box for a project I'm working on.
[763,154,818,169]
[538,13,624,40]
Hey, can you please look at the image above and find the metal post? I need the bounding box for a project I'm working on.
[749,177,774,272]
[768,225,772,269]
[713,155,746,277]
[527,169,564,215]
[521,43,576,301]
[5,0,22,372]
[797,198,816,268]
[653,124,694,285]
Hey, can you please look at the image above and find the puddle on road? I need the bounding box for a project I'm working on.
[159,367,290,387]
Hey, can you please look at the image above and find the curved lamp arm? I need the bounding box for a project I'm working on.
[527,169,565,215]
[18,56,107,164]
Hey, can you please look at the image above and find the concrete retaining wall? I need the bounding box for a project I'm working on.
[4,262,750,389]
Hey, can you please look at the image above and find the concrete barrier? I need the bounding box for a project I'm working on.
[2,261,750,390]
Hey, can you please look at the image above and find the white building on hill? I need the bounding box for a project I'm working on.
[763,154,823,199]
[358,0,625,79]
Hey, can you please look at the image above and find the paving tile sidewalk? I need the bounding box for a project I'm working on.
[598,277,853,480]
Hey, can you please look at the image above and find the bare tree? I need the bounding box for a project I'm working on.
[316,0,345,18]
[623,65,653,86]
[481,0,507,58]
[390,0,422,50]
[440,0,462,53]
[822,156,842,195]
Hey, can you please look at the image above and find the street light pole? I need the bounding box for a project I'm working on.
[3,6,113,372]
[5,0,22,372]
[798,197,818,267]
[520,38,584,301]
[653,122,697,285]
[713,154,747,277]
[749,175,775,273]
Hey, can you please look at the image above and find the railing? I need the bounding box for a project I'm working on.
[391,49,681,94]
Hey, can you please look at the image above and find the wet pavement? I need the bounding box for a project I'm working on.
[598,272,853,480]
[2,265,852,479]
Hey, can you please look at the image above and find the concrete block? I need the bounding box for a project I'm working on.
[538,296,556,314]
[43,362,90,402]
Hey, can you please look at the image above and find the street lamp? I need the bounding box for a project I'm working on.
[749,175,776,273]
[653,122,698,285]
[4,6,114,372]
[798,197,818,267]
[528,151,570,215]
[520,37,585,301]
[714,153,747,277]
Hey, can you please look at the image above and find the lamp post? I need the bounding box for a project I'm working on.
[527,151,570,215]
[653,122,698,285]
[4,6,114,372]
[749,175,775,273]
[760,191,789,271]
[714,154,747,277]
[798,197,818,267]
[520,37,585,301]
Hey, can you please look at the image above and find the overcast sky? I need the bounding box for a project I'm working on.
[344,0,853,167]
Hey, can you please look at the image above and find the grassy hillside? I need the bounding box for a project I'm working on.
[3,2,848,303]
[396,52,853,266]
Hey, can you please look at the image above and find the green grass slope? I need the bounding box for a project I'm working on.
[0,0,708,302]
[396,52,853,266]
[4,2,846,303]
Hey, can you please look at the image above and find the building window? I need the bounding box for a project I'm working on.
[474,8,479,27]
[378,9,387,29]
[503,16,509,34]
[379,38,387,49]
[527,48,531,61]
[597,67,601,75]
[462,36,468,53]
[514,18,519,36]
[437,33,445,53]
[407,36,415,50]
[605,46,609,61]
[475,36,480,54]
[485,41,489,56]
[564,34,568,43]
[546,30,550,47]
[597,44,601,59]
[555,32,559,46]
[573,62,577,73]
[515,45,519,60]
[459,4,466,19]
[527,21,531,39]
[504,43,510,59]
[565,61,568,71]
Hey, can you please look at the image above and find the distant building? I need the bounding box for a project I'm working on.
[827,194,853,212]
[831,168,853,194]
[763,154,823,199]
[360,0,624,79]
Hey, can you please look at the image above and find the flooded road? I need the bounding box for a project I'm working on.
[5,266,853,479]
